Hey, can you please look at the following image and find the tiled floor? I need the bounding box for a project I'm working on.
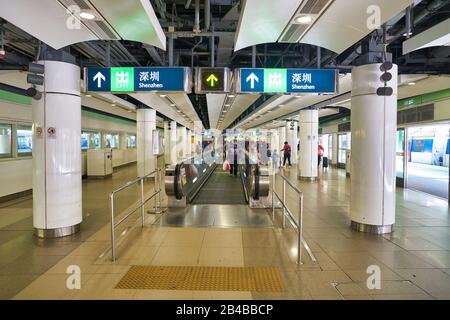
[2,165,450,300]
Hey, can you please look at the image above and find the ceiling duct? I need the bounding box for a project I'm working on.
[278,0,334,43]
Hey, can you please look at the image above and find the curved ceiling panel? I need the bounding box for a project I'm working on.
[234,0,302,51]
[301,0,413,54]
[0,0,98,49]
[0,0,165,50]
[90,0,166,50]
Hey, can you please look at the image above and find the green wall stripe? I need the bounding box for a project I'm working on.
[81,109,136,126]
[398,88,450,110]
[0,89,32,105]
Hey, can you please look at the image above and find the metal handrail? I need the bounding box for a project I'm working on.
[271,172,317,265]
[109,168,163,261]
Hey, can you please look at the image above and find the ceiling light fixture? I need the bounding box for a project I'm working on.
[80,12,96,20]
[295,15,313,24]
[407,82,416,86]
[160,94,167,98]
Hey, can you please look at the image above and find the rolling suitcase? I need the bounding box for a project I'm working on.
[322,156,329,168]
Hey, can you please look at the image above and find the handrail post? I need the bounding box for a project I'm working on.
[297,192,304,265]
[110,193,116,262]
[140,178,145,227]
[272,172,275,220]
[282,179,286,229]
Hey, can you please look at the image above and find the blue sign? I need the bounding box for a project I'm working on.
[240,68,264,93]
[238,68,337,94]
[85,67,191,93]
[287,69,337,93]
[86,67,110,92]
[134,67,187,91]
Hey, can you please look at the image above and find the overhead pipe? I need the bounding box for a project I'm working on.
[405,5,412,38]
[168,36,174,66]
[194,0,200,33]
[185,0,192,9]
[317,46,321,69]
[205,0,210,31]
[252,46,256,68]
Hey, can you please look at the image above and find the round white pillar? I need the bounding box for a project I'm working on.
[277,127,286,151]
[350,63,398,234]
[286,121,298,164]
[32,60,82,238]
[298,109,319,181]
[164,121,178,165]
[186,129,192,158]
[137,109,156,177]
[177,127,187,162]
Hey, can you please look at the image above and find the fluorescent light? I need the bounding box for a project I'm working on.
[407,82,416,86]
[85,94,92,97]
[224,104,230,107]
[295,15,313,24]
[170,104,176,107]
[111,104,116,106]
[80,12,96,20]
[228,94,235,98]
[160,94,167,98]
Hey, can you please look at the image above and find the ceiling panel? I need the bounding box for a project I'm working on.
[403,18,450,55]
[234,0,302,51]
[301,0,413,53]
[206,93,227,129]
[90,0,166,49]
[220,94,260,130]
[0,0,98,49]
[130,93,193,129]
[0,0,165,50]
[168,93,201,124]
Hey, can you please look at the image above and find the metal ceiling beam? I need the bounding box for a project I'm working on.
[143,44,165,65]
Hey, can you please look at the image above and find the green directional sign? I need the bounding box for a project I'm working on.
[263,68,287,93]
[196,67,230,93]
[111,67,134,92]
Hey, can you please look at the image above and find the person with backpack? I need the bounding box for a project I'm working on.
[280,141,292,167]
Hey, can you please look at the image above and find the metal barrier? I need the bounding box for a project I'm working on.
[109,168,163,261]
[271,173,317,265]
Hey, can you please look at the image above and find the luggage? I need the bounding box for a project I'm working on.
[223,160,231,171]
[322,156,329,168]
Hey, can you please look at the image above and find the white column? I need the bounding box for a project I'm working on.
[164,121,178,165]
[177,126,187,162]
[278,126,286,151]
[350,63,398,234]
[332,133,338,166]
[137,109,156,177]
[270,129,279,153]
[186,129,192,158]
[298,109,319,181]
[286,121,298,164]
[32,60,82,238]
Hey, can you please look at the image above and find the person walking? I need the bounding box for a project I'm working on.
[280,141,292,167]
[318,143,325,166]
[229,139,238,176]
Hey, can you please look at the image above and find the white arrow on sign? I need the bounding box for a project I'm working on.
[93,72,106,88]
[246,72,259,89]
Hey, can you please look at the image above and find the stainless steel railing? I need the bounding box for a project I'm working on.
[109,168,163,261]
[271,173,317,265]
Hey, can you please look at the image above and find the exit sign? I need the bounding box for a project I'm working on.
[195,68,231,93]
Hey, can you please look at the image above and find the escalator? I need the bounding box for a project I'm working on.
[191,167,246,204]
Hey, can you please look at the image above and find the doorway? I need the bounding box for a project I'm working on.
[405,123,449,200]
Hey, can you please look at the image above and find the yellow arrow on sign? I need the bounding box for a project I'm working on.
[206,74,219,87]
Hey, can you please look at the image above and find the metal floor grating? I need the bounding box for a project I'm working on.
[115,265,284,292]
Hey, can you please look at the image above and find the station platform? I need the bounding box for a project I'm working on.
[1,164,449,300]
